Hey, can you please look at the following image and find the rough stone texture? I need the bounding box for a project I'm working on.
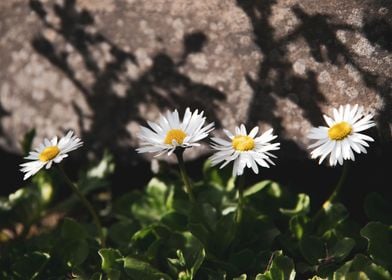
[0,0,391,162]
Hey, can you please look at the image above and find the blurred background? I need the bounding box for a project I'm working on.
[0,0,391,222]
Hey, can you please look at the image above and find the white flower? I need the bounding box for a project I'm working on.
[136,108,214,156]
[209,124,280,176]
[20,131,83,180]
[308,104,376,166]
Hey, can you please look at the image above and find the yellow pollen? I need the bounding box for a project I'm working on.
[328,121,352,140]
[164,129,187,145]
[39,146,60,162]
[232,135,255,151]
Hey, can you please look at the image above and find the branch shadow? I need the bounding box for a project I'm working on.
[28,0,226,184]
[0,0,384,196]
[0,101,25,194]
[0,101,9,143]
[361,0,392,142]
[235,0,391,158]
[235,0,392,231]
[236,0,327,159]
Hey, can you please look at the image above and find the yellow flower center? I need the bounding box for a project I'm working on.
[39,146,60,162]
[328,121,352,140]
[232,135,255,151]
[164,129,187,145]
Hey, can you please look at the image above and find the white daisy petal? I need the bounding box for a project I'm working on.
[249,126,259,138]
[307,104,375,166]
[223,129,234,139]
[209,124,279,176]
[343,104,351,121]
[348,104,358,121]
[323,115,335,127]
[182,108,192,128]
[44,138,51,147]
[137,108,214,157]
[46,161,53,169]
[353,122,375,132]
[351,106,364,123]
[20,130,83,180]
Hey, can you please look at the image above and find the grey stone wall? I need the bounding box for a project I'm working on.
[0,0,391,161]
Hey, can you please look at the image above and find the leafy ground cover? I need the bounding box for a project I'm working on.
[1,151,391,279]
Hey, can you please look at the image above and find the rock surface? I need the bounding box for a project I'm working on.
[0,0,391,161]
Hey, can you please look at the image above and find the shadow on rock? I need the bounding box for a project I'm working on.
[29,0,225,165]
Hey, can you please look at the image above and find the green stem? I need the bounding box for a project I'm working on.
[235,175,245,224]
[175,149,195,203]
[326,162,349,204]
[314,162,350,220]
[58,165,105,247]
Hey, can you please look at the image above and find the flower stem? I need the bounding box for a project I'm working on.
[326,162,349,204]
[236,175,245,225]
[314,162,350,221]
[58,165,105,247]
[175,149,195,203]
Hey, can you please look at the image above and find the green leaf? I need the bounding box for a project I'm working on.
[240,215,280,251]
[299,235,325,265]
[12,251,50,279]
[279,194,310,216]
[360,222,392,271]
[161,211,188,231]
[188,223,210,246]
[132,178,172,224]
[233,274,247,280]
[7,187,43,225]
[289,215,310,240]
[364,193,392,225]
[131,226,161,252]
[61,218,88,240]
[177,249,187,266]
[108,220,139,246]
[90,272,104,280]
[243,180,272,197]
[86,150,115,179]
[203,159,233,190]
[267,182,282,198]
[213,213,236,255]
[32,171,54,205]
[168,232,205,278]
[123,256,171,280]
[229,249,255,271]
[334,254,391,280]
[255,251,296,280]
[57,239,89,267]
[107,270,121,280]
[113,192,140,217]
[189,203,217,232]
[197,267,227,280]
[76,150,115,195]
[329,237,355,261]
[98,248,123,273]
[197,187,226,210]
[316,203,349,235]
[182,232,205,277]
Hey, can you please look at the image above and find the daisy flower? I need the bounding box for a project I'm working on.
[308,104,375,166]
[136,108,214,156]
[20,131,83,180]
[210,124,280,176]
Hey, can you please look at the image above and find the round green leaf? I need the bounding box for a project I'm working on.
[123,256,171,280]
[360,222,392,271]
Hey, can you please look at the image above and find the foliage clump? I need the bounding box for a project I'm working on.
[1,156,391,280]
